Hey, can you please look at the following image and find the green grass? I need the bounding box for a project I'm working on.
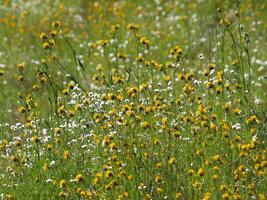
[0,0,266,199]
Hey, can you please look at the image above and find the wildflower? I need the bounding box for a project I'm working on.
[0,69,4,76]
[105,184,112,190]
[140,37,150,47]
[197,167,205,176]
[54,127,62,135]
[18,106,26,113]
[31,136,39,143]
[75,174,84,183]
[164,74,171,82]
[168,157,176,165]
[169,45,183,61]
[47,144,53,151]
[52,20,61,28]
[220,184,228,192]
[39,32,47,40]
[259,193,266,200]
[41,58,47,65]
[136,56,144,63]
[127,85,138,97]
[32,84,40,91]
[40,76,47,84]
[156,187,164,194]
[43,163,50,171]
[68,110,75,117]
[141,121,150,129]
[59,191,67,197]
[208,63,215,70]
[68,81,75,89]
[203,193,211,200]
[17,63,25,71]
[246,114,259,124]
[98,40,108,47]
[43,42,50,49]
[104,170,113,178]
[110,24,120,34]
[127,175,133,180]
[188,169,194,176]
[212,174,219,180]
[193,181,201,190]
[93,176,101,184]
[49,39,55,46]
[75,103,82,111]
[11,155,19,162]
[59,179,66,188]
[212,154,221,162]
[4,194,13,199]
[17,75,24,81]
[127,23,140,31]
[50,30,57,37]
[64,150,70,159]
[222,192,231,200]
[57,106,66,115]
[62,88,69,95]
[153,138,160,145]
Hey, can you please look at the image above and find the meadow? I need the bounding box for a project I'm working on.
[0,0,266,199]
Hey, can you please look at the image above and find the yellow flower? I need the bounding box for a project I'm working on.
[62,88,69,95]
[17,63,25,71]
[127,23,140,31]
[49,39,55,46]
[208,63,215,70]
[168,157,176,165]
[176,192,183,199]
[212,174,219,180]
[47,144,53,150]
[222,192,231,200]
[40,76,47,84]
[75,103,82,111]
[141,121,150,129]
[156,187,164,193]
[57,106,66,115]
[64,150,70,159]
[59,191,67,197]
[155,175,163,183]
[105,170,113,178]
[50,30,57,37]
[54,127,62,135]
[52,20,61,28]
[43,42,50,49]
[31,136,39,143]
[68,81,75,89]
[43,163,50,171]
[188,169,194,176]
[139,37,150,46]
[39,32,47,40]
[59,179,66,188]
[75,174,84,183]
[212,154,221,162]
[203,192,211,200]
[17,75,24,81]
[18,106,26,113]
[41,58,47,65]
[32,84,40,91]
[153,138,160,145]
[110,24,120,34]
[197,167,205,176]
[105,184,112,190]
[0,69,5,76]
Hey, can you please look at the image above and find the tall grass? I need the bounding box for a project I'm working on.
[0,0,266,199]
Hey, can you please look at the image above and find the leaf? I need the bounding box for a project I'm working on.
[77,57,86,73]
